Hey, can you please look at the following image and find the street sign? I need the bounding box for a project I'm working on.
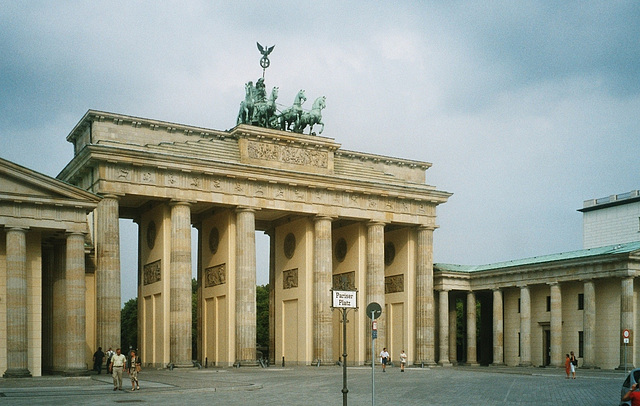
[623,329,630,339]
[366,302,382,319]
[372,330,377,339]
[333,290,357,308]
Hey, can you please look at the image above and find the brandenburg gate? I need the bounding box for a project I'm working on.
[58,109,450,367]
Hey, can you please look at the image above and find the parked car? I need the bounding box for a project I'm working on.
[621,368,640,405]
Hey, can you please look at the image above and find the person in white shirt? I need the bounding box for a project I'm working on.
[109,348,127,391]
[380,348,390,372]
[399,350,407,372]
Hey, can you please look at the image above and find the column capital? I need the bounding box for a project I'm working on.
[7,226,28,233]
[236,206,257,213]
[169,200,193,207]
[367,220,386,228]
[100,193,123,200]
[417,224,437,231]
[547,281,559,286]
[314,214,335,222]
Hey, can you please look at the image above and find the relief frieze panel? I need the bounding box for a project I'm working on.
[332,271,355,291]
[384,274,404,294]
[143,259,162,285]
[283,268,298,289]
[204,263,226,287]
[104,163,435,220]
[247,140,328,169]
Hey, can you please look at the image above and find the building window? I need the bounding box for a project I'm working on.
[546,296,551,312]
[518,298,521,313]
[518,332,521,357]
[578,331,584,358]
[578,293,584,310]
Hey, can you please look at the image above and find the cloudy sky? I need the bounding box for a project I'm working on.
[2,2,639,303]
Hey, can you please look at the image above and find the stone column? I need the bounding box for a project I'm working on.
[549,282,562,367]
[65,232,88,375]
[438,289,452,366]
[466,291,478,366]
[266,229,276,366]
[52,242,66,373]
[449,299,457,364]
[492,289,504,366]
[236,207,257,364]
[313,216,333,365]
[4,227,31,377]
[415,226,436,366]
[519,285,532,366]
[170,201,192,366]
[366,222,385,359]
[582,279,596,368]
[620,276,634,370]
[96,195,121,352]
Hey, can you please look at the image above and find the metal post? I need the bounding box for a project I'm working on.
[371,310,375,406]
[342,308,349,406]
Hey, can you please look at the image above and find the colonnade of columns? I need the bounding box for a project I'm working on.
[4,228,88,377]
[438,277,634,369]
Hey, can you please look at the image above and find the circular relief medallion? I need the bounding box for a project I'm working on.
[335,238,347,263]
[146,221,156,250]
[209,227,220,255]
[384,242,395,266]
[284,233,296,259]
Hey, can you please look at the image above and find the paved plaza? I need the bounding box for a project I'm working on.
[0,365,626,405]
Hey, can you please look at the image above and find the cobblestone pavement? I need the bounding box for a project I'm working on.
[0,365,627,405]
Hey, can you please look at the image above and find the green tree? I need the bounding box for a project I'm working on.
[256,284,269,349]
[121,297,138,351]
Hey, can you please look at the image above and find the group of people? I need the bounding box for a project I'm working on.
[379,348,408,372]
[564,351,578,379]
[93,346,142,391]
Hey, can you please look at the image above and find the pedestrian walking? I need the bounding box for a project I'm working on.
[93,347,105,374]
[569,351,577,379]
[564,354,570,379]
[109,348,127,391]
[399,350,407,372]
[380,348,390,372]
[105,347,114,373]
[127,350,141,391]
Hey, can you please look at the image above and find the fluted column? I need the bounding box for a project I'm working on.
[583,279,596,368]
[519,285,531,366]
[449,300,457,364]
[415,226,436,366]
[620,277,634,370]
[313,216,333,365]
[492,289,504,366]
[96,195,121,352]
[4,227,31,377]
[266,229,276,366]
[549,282,562,367]
[65,232,88,374]
[466,291,478,366]
[52,242,66,373]
[366,222,385,359]
[170,201,192,366]
[236,207,257,364]
[438,289,452,366]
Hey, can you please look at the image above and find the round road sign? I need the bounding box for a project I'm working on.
[623,329,630,339]
[366,302,382,320]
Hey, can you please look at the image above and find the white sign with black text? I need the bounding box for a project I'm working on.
[333,290,357,308]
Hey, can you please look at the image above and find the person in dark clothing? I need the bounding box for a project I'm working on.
[93,347,105,374]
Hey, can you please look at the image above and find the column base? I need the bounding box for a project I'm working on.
[3,368,32,378]
[64,368,90,376]
[236,360,260,367]
[466,362,480,367]
[490,363,505,367]
[518,362,532,367]
[168,362,195,369]
[438,361,453,367]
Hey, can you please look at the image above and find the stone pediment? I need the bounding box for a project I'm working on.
[0,157,100,208]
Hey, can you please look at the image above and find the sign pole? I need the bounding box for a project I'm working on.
[342,307,349,406]
[371,311,375,406]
